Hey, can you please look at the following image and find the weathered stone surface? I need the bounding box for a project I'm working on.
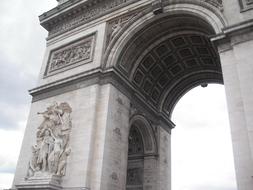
[45,34,95,76]
[12,0,253,190]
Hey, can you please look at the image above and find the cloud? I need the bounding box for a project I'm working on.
[0,129,24,174]
[0,173,14,189]
[0,54,33,130]
[0,0,57,131]
[0,1,57,188]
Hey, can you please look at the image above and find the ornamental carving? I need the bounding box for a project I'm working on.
[26,102,72,180]
[45,34,95,76]
[128,127,144,155]
[45,0,223,38]
[203,0,223,9]
[48,0,140,38]
[126,168,143,186]
[106,12,139,47]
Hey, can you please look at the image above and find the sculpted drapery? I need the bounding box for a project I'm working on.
[26,102,72,179]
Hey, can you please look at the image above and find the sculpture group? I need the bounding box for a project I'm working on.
[26,102,72,179]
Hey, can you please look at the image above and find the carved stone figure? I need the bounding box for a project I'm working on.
[48,134,63,174]
[26,102,72,179]
[37,129,55,172]
[25,145,40,179]
[107,13,138,47]
[56,148,71,176]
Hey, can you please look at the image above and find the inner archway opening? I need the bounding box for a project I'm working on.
[171,84,237,190]
[112,10,231,190]
[126,116,158,190]
[126,125,144,190]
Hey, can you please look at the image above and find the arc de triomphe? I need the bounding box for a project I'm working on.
[12,0,253,190]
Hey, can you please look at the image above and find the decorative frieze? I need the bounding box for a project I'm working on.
[47,0,141,38]
[106,12,139,47]
[42,0,223,38]
[45,34,95,76]
[203,0,223,10]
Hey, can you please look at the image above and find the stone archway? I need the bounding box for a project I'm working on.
[104,2,227,119]
[127,126,145,190]
[13,1,253,190]
[127,115,157,190]
[104,3,227,190]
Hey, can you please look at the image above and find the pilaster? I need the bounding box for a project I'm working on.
[213,21,253,190]
[158,127,171,190]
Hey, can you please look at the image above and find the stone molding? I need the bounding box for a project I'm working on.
[44,33,96,77]
[103,1,226,71]
[40,0,142,39]
[29,69,174,131]
[105,11,141,48]
[39,0,223,39]
[211,18,253,52]
[103,12,224,115]
[16,175,62,190]
[56,0,69,5]
[129,114,158,155]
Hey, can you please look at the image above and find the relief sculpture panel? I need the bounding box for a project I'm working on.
[25,102,72,181]
[106,12,139,48]
[45,34,95,76]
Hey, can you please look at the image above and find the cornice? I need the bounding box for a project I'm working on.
[29,68,175,131]
[211,18,253,51]
[39,0,146,39]
[39,0,224,39]
[39,0,87,23]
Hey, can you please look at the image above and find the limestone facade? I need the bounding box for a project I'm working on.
[12,0,253,189]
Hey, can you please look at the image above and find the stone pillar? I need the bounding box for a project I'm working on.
[12,83,131,190]
[218,32,253,190]
[13,84,108,189]
[158,127,171,190]
[97,84,131,190]
[143,156,158,189]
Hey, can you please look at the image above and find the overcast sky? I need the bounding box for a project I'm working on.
[0,0,237,189]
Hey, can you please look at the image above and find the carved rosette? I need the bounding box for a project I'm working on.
[45,34,95,76]
[25,102,72,183]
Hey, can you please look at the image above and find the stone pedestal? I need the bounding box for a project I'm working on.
[16,173,62,190]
